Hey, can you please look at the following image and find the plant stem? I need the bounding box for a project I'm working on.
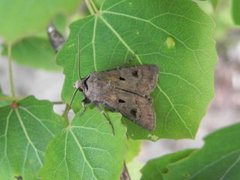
[7,44,16,99]
[85,0,95,15]
[62,104,71,122]
[89,0,98,14]
[0,96,21,101]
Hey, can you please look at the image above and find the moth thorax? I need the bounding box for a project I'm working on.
[74,80,84,91]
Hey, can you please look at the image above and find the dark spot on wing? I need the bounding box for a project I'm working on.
[119,76,125,81]
[118,99,125,103]
[130,108,137,118]
[132,70,138,77]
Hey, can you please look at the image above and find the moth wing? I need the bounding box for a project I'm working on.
[100,88,156,130]
[97,65,159,96]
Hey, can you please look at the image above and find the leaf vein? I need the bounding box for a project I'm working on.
[19,106,55,137]
[189,149,240,179]
[92,17,98,71]
[70,130,98,179]
[15,109,43,166]
[160,72,201,94]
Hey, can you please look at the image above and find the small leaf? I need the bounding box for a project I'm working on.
[0,96,65,179]
[0,0,81,43]
[2,37,61,71]
[232,0,240,25]
[141,149,195,180]
[41,108,127,180]
[142,124,240,179]
[58,0,217,140]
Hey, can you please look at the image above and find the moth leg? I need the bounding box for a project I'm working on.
[96,105,115,135]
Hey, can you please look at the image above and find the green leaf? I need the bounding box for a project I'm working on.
[152,124,240,179]
[58,0,217,140]
[2,37,61,71]
[141,149,195,180]
[232,0,240,25]
[40,108,127,179]
[0,0,81,43]
[125,139,141,162]
[0,96,65,179]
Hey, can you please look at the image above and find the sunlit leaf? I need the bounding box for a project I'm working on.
[58,0,217,140]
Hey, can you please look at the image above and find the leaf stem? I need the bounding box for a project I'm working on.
[89,0,98,14]
[85,0,95,15]
[7,44,16,99]
[0,96,22,101]
[62,104,71,122]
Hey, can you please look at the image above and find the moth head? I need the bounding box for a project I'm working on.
[74,80,84,91]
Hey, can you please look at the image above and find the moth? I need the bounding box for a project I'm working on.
[47,24,65,52]
[74,64,159,130]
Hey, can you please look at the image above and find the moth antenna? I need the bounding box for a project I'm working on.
[77,35,82,80]
[68,88,79,109]
[62,88,79,120]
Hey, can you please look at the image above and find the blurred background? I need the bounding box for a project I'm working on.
[0,0,240,174]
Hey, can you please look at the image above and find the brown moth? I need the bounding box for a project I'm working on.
[47,24,65,52]
[74,64,159,130]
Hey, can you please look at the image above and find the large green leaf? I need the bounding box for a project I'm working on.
[2,37,61,70]
[141,123,240,180]
[141,149,195,180]
[0,96,65,179]
[0,0,80,43]
[40,108,127,179]
[232,0,240,25]
[58,0,217,140]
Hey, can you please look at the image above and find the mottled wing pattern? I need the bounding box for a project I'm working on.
[84,64,159,130]
[97,88,155,130]
[96,65,159,96]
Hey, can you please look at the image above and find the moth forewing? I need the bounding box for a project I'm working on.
[75,64,159,131]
